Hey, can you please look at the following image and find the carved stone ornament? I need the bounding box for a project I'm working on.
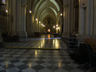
[80,0,88,8]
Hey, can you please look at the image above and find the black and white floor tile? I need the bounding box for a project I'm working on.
[0,49,85,72]
[0,35,86,72]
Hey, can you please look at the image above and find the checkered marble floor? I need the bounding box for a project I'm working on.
[0,48,85,72]
[1,35,86,72]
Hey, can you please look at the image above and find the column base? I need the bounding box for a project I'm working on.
[62,32,70,38]
[0,42,4,48]
[0,33,3,48]
[17,31,28,41]
[27,32,34,38]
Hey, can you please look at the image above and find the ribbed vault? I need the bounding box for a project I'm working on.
[29,0,63,33]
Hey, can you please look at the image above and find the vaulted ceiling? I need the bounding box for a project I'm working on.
[30,0,63,27]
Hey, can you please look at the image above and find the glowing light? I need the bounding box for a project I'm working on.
[39,21,41,24]
[53,39,60,49]
[53,26,55,28]
[35,50,38,57]
[56,24,58,27]
[41,24,45,27]
[56,27,60,33]
[6,10,8,13]
[48,29,51,32]
[36,18,38,21]
[60,13,63,16]
[56,27,60,30]
[55,39,59,49]
[40,38,45,48]
[29,10,32,14]
[48,34,51,40]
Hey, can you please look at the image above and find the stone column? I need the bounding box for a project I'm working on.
[79,8,85,36]
[79,0,87,36]
[63,0,68,37]
[93,0,96,36]
[0,17,3,47]
[63,8,65,35]
[26,0,34,37]
[67,0,70,36]
[64,8,67,36]
[16,0,27,40]
[11,0,16,36]
[0,31,3,47]
[85,0,93,36]
[26,13,33,37]
[70,0,73,33]
[32,15,35,33]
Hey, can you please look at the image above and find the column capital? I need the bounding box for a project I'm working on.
[80,0,88,8]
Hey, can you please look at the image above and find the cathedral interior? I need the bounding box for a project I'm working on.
[0,0,96,72]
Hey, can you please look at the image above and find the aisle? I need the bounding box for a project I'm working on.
[5,34,66,50]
